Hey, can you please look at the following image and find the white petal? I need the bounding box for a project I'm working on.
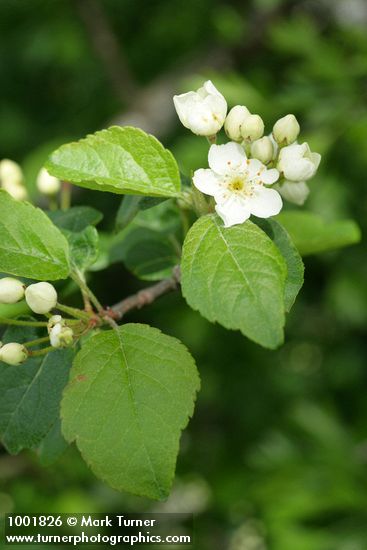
[248,186,283,218]
[193,169,222,196]
[215,196,250,227]
[276,180,310,205]
[260,168,279,185]
[173,92,197,127]
[187,107,223,136]
[246,158,264,178]
[203,80,223,97]
[311,152,321,170]
[208,142,247,175]
[283,159,316,181]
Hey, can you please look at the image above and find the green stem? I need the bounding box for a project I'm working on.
[61,181,71,211]
[71,271,104,313]
[0,317,48,327]
[24,336,50,348]
[28,346,55,357]
[56,303,90,321]
[49,196,58,211]
[179,207,190,237]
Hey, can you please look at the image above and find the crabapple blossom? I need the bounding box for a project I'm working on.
[49,322,74,348]
[0,159,23,186]
[273,114,300,145]
[0,343,28,366]
[193,142,282,227]
[173,80,227,136]
[277,142,321,182]
[224,105,251,142]
[25,282,58,314]
[0,277,25,304]
[251,136,274,164]
[37,167,61,195]
[275,180,310,205]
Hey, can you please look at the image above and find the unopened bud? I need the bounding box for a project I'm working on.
[25,282,57,314]
[224,106,251,142]
[0,277,25,304]
[251,136,274,164]
[273,114,300,146]
[0,159,23,186]
[240,114,264,142]
[50,323,74,348]
[2,180,27,201]
[0,343,28,365]
[37,168,61,195]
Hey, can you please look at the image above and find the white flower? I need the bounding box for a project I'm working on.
[277,142,321,182]
[224,105,251,142]
[240,114,264,142]
[273,114,300,145]
[193,142,282,227]
[275,180,310,205]
[251,136,274,164]
[37,168,61,195]
[49,323,73,348]
[0,159,23,186]
[0,277,25,304]
[0,343,28,365]
[25,282,58,314]
[173,80,227,136]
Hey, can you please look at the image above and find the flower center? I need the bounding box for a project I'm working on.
[228,177,245,192]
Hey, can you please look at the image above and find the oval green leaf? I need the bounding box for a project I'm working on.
[181,214,287,349]
[61,324,200,500]
[46,126,181,198]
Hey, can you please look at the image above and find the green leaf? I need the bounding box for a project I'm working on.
[115,196,168,231]
[255,218,304,312]
[181,215,287,349]
[111,200,181,280]
[63,226,99,272]
[37,419,69,466]
[46,126,181,198]
[47,206,103,232]
[0,324,73,454]
[277,211,361,256]
[61,323,200,500]
[0,190,70,280]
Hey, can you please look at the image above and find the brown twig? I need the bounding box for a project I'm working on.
[110,266,181,320]
[75,0,137,104]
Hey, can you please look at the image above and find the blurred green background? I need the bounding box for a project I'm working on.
[1,0,367,548]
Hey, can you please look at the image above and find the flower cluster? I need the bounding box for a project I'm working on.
[0,279,70,365]
[0,159,61,200]
[173,80,321,227]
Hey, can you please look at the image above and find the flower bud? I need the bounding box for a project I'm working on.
[47,315,63,334]
[251,136,274,164]
[240,114,264,142]
[2,180,27,201]
[0,159,23,186]
[25,282,57,314]
[0,343,28,365]
[37,168,61,196]
[0,277,25,304]
[173,80,227,136]
[273,114,300,146]
[50,323,74,348]
[224,106,251,142]
[275,181,310,205]
[277,142,321,182]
